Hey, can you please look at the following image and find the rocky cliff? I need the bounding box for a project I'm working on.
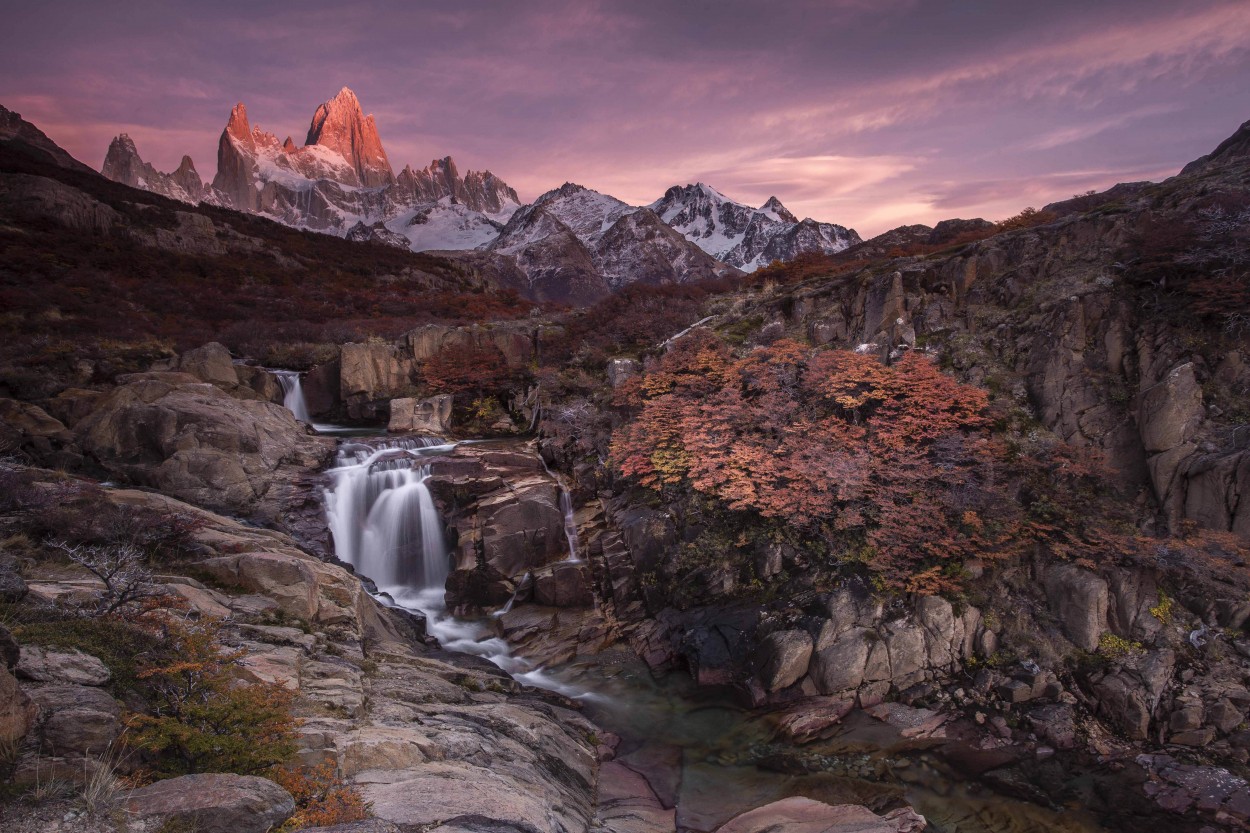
[101,134,206,203]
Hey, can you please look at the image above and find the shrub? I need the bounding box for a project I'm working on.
[126,617,297,776]
[272,762,370,831]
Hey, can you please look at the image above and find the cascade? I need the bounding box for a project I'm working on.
[559,490,580,562]
[323,437,584,694]
[274,370,312,423]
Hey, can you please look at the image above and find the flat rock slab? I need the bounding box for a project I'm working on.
[16,645,110,686]
[125,773,294,833]
[715,797,925,833]
[598,761,677,833]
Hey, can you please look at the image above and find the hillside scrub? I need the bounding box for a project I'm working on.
[609,333,1240,594]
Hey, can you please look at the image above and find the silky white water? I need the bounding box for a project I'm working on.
[274,370,312,423]
[323,437,587,696]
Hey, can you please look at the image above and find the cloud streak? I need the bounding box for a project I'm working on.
[0,0,1247,235]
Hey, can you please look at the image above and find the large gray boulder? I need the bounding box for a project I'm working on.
[809,628,872,695]
[1044,564,1109,651]
[75,372,330,516]
[755,630,813,692]
[388,394,453,435]
[124,773,295,833]
[29,685,122,757]
[16,646,110,686]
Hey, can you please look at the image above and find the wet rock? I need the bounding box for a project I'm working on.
[16,646,110,686]
[446,566,515,614]
[773,697,855,742]
[532,562,594,608]
[388,394,453,434]
[477,481,567,577]
[715,796,925,833]
[125,773,295,833]
[597,761,676,833]
[755,629,814,692]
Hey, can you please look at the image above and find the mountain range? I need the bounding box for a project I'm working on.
[100,87,861,299]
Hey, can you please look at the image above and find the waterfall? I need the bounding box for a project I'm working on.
[274,370,312,423]
[323,437,588,696]
[559,490,580,563]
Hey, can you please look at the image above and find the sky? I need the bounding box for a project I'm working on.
[2,0,1249,237]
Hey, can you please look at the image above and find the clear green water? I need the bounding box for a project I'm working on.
[546,649,1119,833]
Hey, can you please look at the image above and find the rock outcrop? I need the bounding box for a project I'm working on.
[102,133,206,203]
[304,87,394,188]
[125,773,296,833]
[74,368,331,518]
[388,395,453,434]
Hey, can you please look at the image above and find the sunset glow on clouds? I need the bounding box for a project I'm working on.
[2,0,1248,236]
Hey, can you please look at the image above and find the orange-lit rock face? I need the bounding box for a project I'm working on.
[305,87,394,188]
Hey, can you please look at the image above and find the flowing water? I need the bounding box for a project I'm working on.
[323,437,587,695]
[322,436,1122,833]
[274,369,312,423]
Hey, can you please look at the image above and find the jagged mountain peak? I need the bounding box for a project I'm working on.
[225,102,251,145]
[101,131,205,203]
[305,86,393,188]
[761,196,798,224]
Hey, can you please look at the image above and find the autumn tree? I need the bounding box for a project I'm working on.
[127,616,297,776]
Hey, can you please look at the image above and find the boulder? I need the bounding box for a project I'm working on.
[125,773,295,833]
[197,551,368,628]
[388,395,453,434]
[176,342,239,386]
[606,358,640,388]
[532,562,594,608]
[715,797,925,833]
[1044,564,1108,651]
[809,628,872,695]
[755,630,813,692]
[0,554,27,603]
[29,684,122,756]
[477,482,567,577]
[16,646,110,686]
[75,373,329,515]
[0,398,75,462]
[0,662,36,747]
[597,761,676,833]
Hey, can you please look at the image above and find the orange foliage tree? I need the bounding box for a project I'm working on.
[126,616,297,776]
[611,334,1116,593]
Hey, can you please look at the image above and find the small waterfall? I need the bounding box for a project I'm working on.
[323,437,588,696]
[274,370,312,423]
[559,490,580,563]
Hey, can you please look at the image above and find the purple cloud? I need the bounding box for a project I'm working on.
[2,0,1248,235]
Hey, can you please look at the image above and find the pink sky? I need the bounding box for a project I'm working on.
[3,0,1248,236]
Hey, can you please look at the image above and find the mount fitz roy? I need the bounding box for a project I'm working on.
[101,87,861,299]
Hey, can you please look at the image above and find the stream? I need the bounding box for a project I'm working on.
[288,383,1123,833]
